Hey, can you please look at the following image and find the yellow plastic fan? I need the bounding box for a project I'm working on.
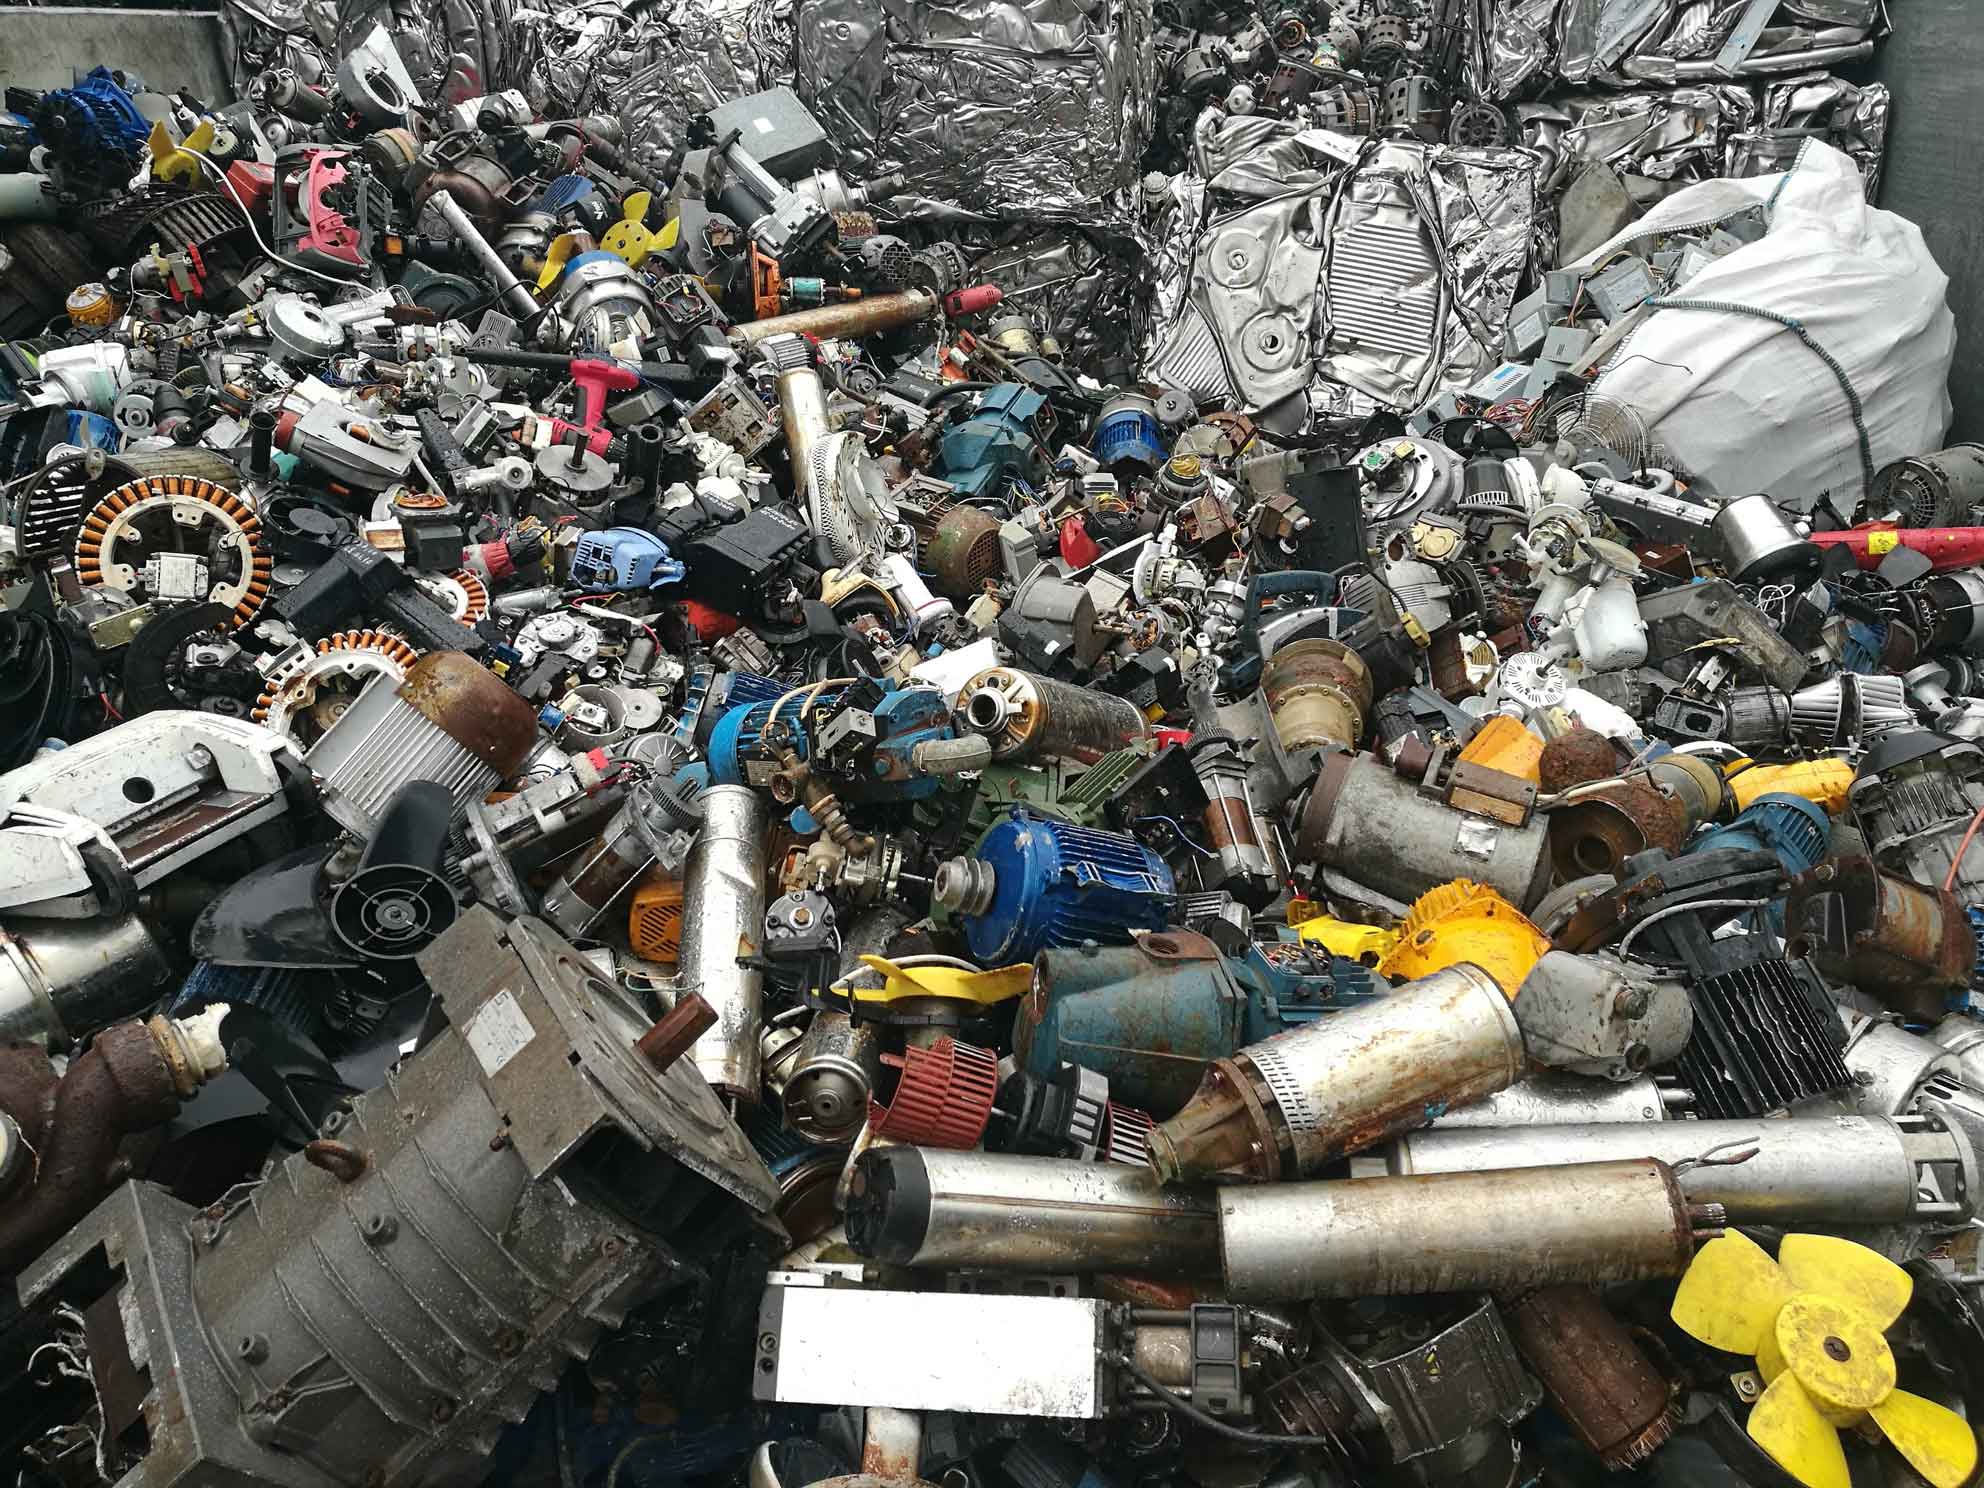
[148,119,215,186]
[1670,1231,1977,1488]
[851,954,1030,1006]
[600,190,677,268]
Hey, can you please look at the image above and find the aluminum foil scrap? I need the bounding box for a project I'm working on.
[792,0,1160,222]
[1147,128,1535,420]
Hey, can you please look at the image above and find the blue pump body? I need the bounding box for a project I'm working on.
[1016,931,1382,1111]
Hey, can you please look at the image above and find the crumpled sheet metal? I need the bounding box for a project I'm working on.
[1547,85,1756,183]
[609,0,797,180]
[1475,0,1883,97]
[792,0,1158,222]
[1145,128,1535,420]
[1520,76,1885,200]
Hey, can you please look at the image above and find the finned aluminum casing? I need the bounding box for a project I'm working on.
[303,650,538,837]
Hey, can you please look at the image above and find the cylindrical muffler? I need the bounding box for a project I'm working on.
[1147,964,1525,1183]
[1293,752,1553,910]
[0,916,175,1044]
[846,1147,1219,1275]
[303,651,539,837]
[762,335,831,503]
[783,1009,880,1143]
[682,785,769,1103]
[1387,1113,1978,1224]
[1503,1287,1675,1471]
[957,667,1150,763]
[1217,1159,1707,1300]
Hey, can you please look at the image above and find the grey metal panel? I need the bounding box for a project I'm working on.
[0,9,231,98]
[1869,1,1984,443]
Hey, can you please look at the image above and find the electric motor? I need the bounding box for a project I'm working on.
[302,650,540,837]
[931,808,1176,964]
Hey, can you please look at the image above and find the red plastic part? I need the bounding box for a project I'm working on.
[679,599,740,641]
[943,284,1003,317]
[293,150,364,269]
[226,160,274,215]
[1059,516,1101,568]
[568,357,641,433]
[869,1037,998,1148]
[1808,525,1984,572]
[461,539,516,583]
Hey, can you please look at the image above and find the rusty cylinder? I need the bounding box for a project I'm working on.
[1146,963,1524,1183]
[1503,1287,1675,1471]
[729,290,940,348]
[1216,1159,1711,1300]
[1261,638,1372,754]
[958,667,1150,763]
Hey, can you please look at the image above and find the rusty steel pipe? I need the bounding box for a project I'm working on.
[729,290,941,348]
[0,1013,224,1274]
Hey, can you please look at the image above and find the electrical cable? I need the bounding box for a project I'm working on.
[1117,1358,1327,1450]
[177,143,360,287]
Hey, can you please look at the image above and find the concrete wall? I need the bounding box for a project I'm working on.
[1872,0,1983,444]
[0,8,231,101]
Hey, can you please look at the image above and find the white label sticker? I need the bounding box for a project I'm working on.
[753,116,775,134]
[465,989,535,1076]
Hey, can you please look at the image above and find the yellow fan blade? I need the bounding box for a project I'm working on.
[1749,1372,1851,1488]
[853,954,1031,1006]
[623,189,651,225]
[1672,1230,1795,1356]
[537,232,584,290]
[1756,1321,1788,1387]
[1869,1388,1980,1488]
[147,120,172,160]
[1778,1233,1913,1331]
[1775,1294,1895,1417]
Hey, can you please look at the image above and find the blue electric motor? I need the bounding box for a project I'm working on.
[31,67,149,180]
[937,808,1176,964]
[1093,392,1165,473]
[1692,791,1830,929]
[936,384,1051,498]
[569,527,684,590]
[1693,792,1829,874]
[707,689,841,784]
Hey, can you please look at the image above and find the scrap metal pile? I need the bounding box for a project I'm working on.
[3,3,1984,1487]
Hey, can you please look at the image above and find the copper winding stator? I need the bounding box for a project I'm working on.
[410,568,490,624]
[74,475,272,629]
[253,629,422,743]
